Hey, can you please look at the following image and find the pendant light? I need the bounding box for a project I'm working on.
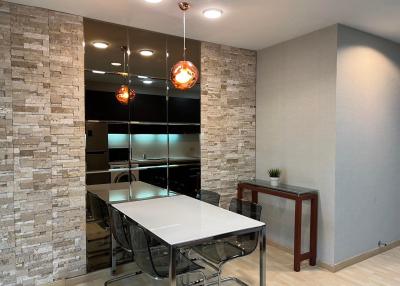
[115,46,136,105]
[170,2,199,90]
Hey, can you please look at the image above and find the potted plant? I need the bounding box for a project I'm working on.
[268,168,281,186]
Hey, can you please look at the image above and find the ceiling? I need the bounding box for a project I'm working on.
[7,0,400,50]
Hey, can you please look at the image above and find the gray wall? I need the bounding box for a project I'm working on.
[257,24,400,266]
[201,42,257,207]
[335,25,400,263]
[256,26,338,265]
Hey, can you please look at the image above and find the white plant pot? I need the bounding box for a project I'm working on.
[270,177,280,186]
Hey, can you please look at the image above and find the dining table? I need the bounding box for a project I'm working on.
[87,180,178,204]
[113,195,267,286]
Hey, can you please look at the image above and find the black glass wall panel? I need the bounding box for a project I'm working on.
[83,18,201,272]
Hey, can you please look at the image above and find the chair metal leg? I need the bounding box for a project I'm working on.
[111,235,117,275]
[218,277,249,286]
[203,261,249,286]
[104,271,142,286]
[182,270,207,286]
[218,264,222,286]
[191,257,219,272]
[206,276,248,286]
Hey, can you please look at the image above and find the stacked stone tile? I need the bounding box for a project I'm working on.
[200,42,257,207]
[0,2,15,285]
[49,10,86,281]
[0,1,85,285]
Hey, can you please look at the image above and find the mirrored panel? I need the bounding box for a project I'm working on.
[84,18,201,273]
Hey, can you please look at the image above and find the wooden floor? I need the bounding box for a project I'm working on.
[67,245,400,286]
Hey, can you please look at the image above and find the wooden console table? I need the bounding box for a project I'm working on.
[237,179,318,272]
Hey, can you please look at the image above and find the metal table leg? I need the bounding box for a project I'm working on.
[169,245,177,286]
[260,226,266,286]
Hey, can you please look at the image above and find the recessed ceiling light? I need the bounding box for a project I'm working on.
[203,8,223,19]
[92,41,109,49]
[137,75,148,79]
[143,80,153,84]
[139,49,154,57]
[111,62,122,66]
[145,0,162,3]
[92,70,106,74]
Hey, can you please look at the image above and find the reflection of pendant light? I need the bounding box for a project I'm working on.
[171,2,199,90]
[115,46,136,105]
[115,85,135,105]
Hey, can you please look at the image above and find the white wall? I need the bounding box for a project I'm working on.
[335,25,400,263]
[256,26,338,265]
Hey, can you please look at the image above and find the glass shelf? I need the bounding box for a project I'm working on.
[85,119,200,126]
[86,162,200,174]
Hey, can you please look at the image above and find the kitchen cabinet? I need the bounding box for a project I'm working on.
[168,96,200,123]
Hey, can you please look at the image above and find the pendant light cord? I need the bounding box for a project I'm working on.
[183,10,186,60]
[123,48,126,74]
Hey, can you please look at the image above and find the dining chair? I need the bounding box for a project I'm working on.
[192,198,262,286]
[86,192,111,271]
[196,189,221,206]
[126,218,207,285]
[87,192,109,229]
[105,206,142,285]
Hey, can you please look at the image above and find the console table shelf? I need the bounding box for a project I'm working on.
[237,179,318,272]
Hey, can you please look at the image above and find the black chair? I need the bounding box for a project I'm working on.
[87,192,109,228]
[126,218,206,285]
[192,198,262,286]
[86,192,111,272]
[105,206,142,285]
[196,189,221,207]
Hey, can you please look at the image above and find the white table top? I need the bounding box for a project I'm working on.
[87,181,177,203]
[114,195,266,247]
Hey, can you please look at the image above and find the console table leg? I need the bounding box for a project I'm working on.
[309,196,318,266]
[237,186,243,200]
[294,198,302,272]
[252,190,258,204]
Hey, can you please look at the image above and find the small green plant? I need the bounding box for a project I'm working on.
[268,168,281,178]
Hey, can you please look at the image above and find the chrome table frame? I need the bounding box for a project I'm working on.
[164,225,267,286]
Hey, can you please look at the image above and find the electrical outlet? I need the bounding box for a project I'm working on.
[378,240,388,247]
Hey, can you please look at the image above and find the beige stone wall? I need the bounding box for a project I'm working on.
[0,1,86,285]
[200,42,256,207]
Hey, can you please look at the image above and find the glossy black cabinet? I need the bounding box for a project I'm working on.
[168,96,200,123]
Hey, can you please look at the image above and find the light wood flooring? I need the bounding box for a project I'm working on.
[67,245,400,286]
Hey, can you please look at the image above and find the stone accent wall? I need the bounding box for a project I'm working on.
[0,2,15,285]
[200,42,256,207]
[0,2,86,285]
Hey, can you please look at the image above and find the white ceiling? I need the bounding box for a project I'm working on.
[7,0,400,50]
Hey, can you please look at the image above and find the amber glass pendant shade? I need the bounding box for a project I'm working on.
[171,60,199,90]
[115,85,135,105]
